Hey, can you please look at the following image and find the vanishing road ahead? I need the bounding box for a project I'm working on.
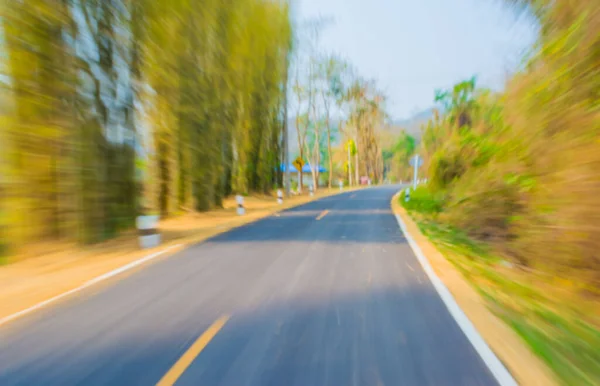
[0,186,499,386]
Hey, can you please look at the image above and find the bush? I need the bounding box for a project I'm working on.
[429,147,467,190]
[401,186,444,215]
[443,166,524,248]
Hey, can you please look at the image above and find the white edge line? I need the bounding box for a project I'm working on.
[1,191,340,327]
[0,243,183,327]
[394,211,518,386]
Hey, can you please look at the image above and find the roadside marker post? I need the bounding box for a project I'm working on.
[136,215,160,249]
[236,195,245,215]
[404,187,411,202]
[309,184,314,197]
[339,180,343,191]
[277,189,283,205]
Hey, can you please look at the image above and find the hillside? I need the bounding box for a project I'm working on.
[386,108,435,142]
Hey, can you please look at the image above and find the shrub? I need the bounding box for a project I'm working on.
[401,186,444,215]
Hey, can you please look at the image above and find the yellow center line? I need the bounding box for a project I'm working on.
[157,315,230,386]
[316,210,329,220]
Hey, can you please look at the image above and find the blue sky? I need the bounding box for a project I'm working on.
[293,0,537,120]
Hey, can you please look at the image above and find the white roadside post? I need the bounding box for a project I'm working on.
[277,189,283,205]
[309,184,314,197]
[236,194,245,215]
[136,215,160,249]
[404,187,411,202]
[339,180,343,191]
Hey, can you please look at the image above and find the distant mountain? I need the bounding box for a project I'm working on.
[393,108,435,129]
[386,108,435,142]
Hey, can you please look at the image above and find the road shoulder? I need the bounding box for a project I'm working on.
[391,193,557,386]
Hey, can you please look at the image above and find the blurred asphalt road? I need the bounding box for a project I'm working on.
[0,186,499,386]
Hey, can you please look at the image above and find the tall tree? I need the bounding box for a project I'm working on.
[1,0,293,254]
[318,55,347,188]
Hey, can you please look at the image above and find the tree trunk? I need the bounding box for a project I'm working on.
[327,121,334,189]
[355,143,359,185]
[315,126,320,191]
[347,141,352,186]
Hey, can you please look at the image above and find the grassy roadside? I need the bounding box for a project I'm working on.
[0,188,357,322]
[400,188,600,386]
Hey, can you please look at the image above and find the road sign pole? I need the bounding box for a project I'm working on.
[413,155,419,190]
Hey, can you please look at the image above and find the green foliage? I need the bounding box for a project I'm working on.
[401,186,444,215]
[429,144,467,190]
[345,139,357,156]
[412,1,600,382]
[306,120,328,161]
[434,76,477,129]
[419,0,600,279]
[403,186,600,386]
[504,304,600,386]
[384,132,416,182]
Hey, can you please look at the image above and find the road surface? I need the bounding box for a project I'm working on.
[0,186,499,385]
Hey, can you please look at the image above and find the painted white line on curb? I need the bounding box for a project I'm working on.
[394,212,518,386]
[0,244,183,327]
